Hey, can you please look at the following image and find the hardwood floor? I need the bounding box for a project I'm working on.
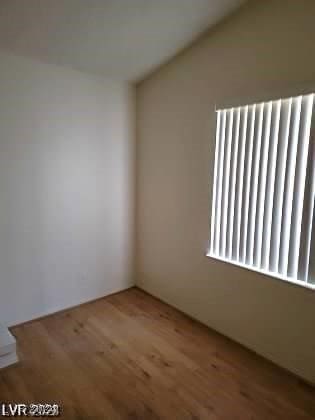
[0,288,314,419]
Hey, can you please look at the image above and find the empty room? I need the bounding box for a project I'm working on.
[0,0,315,418]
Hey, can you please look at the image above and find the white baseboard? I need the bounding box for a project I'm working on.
[0,351,18,369]
[0,323,18,369]
[0,324,16,356]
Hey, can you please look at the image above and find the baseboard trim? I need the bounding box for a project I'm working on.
[11,286,136,329]
[10,284,315,389]
[0,351,18,370]
[135,286,315,390]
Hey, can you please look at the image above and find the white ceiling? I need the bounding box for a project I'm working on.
[0,0,246,82]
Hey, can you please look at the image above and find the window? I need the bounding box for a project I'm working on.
[208,93,315,289]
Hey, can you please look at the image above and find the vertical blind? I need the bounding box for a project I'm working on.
[208,93,315,289]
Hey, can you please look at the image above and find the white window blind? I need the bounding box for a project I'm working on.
[208,93,315,289]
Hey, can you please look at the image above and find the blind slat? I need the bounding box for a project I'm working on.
[279,96,302,276]
[221,109,234,256]
[255,102,272,267]
[261,100,281,270]
[288,94,314,278]
[247,103,264,265]
[269,98,292,272]
[210,110,222,255]
[241,104,256,263]
[214,110,227,254]
[234,106,248,261]
[299,129,315,282]
[227,107,241,259]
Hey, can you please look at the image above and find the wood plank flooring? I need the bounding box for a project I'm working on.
[0,287,314,419]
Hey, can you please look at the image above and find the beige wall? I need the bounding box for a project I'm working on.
[136,0,315,384]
